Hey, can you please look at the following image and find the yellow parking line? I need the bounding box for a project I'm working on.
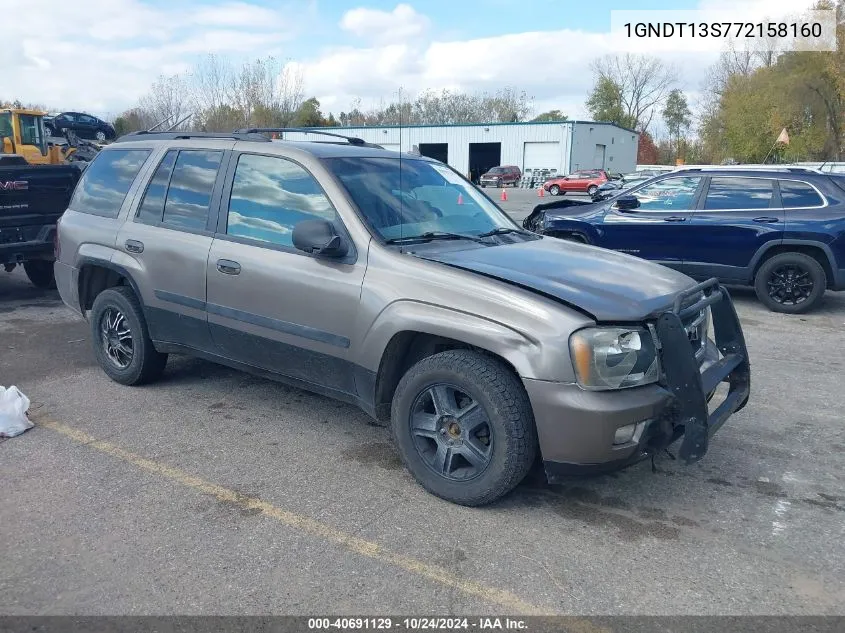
[40,418,554,617]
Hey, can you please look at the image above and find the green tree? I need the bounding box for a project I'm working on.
[585,77,635,129]
[532,110,568,122]
[292,97,325,127]
[662,89,691,161]
[113,110,145,136]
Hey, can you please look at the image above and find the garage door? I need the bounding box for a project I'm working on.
[380,143,400,152]
[523,142,560,171]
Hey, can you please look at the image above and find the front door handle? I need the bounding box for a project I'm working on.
[216,259,241,275]
[124,239,144,253]
[753,216,780,223]
[663,216,687,222]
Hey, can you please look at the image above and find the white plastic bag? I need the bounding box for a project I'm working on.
[0,386,33,438]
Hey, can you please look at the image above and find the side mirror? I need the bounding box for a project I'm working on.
[292,218,349,258]
[614,195,640,211]
[2,136,14,154]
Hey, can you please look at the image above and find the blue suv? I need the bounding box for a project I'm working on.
[522,167,845,313]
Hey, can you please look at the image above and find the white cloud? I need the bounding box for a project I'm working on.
[5,0,823,126]
[3,0,306,116]
[340,4,430,44]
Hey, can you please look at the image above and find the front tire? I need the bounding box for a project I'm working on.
[549,184,560,196]
[23,260,56,289]
[587,185,599,196]
[90,287,168,385]
[391,350,537,506]
[754,252,826,313]
[95,130,107,142]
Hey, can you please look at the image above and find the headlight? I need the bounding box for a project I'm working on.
[569,327,659,390]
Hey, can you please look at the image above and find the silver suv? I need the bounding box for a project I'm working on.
[55,129,751,506]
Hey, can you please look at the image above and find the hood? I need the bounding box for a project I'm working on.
[418,238,696,322]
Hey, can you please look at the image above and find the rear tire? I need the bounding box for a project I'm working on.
[754,252,826,314]
[23,260,56,289]
[90,287,168,385]
[391,350,537,506]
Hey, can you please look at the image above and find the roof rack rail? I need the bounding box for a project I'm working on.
[673,165,822,174]
[234,127,383,148]
[113,131,271,143]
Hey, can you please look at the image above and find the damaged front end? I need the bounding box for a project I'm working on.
[652,278,751,463]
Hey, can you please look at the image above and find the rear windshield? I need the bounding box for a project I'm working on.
[325,157,514,241]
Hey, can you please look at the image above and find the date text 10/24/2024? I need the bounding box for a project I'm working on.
[308,618,527,630]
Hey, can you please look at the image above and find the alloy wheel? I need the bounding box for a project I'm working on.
[767,264,814,306]
[409,383,493,481]
[99,307,134,369]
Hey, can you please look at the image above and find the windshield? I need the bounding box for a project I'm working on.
[326,157,516,241]
[488,167,507,174]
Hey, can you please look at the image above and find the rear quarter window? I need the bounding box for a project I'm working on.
[779,181,824,208]
[70,149,150,218]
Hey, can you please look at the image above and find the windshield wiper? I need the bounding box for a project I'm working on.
[384,231,486,245]
[476,226,532,238]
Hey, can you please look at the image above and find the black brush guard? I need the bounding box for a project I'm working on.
[654,278,751,464]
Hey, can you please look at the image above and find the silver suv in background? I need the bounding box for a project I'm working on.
[55,129,751,506]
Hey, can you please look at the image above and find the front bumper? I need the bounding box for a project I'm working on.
[527,279,751,482]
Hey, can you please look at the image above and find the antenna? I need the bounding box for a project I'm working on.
[398,85,404,248]
[165,113,193,131]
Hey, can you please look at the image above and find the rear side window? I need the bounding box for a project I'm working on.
[135,149,222,230]
[71,149,150,218]
[779,181,824,208]
[704,177,773,210]
[163,150,223,230]
[136,150,177,223]
[225,153,336,248]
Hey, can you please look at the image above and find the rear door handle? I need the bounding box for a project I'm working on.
[124,239,144,253]
[663,216,687,222]
[753,216,780,223]
[216,259,241,275]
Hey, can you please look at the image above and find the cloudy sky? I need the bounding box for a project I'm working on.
[4,0,823,124]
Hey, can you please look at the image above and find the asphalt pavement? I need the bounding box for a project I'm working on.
[2,212,844,616]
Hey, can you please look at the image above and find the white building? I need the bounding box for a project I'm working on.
[282,121,639,181]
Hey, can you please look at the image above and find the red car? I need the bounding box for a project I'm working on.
[544,169,609,196]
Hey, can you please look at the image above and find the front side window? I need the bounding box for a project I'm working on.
[704,177,773,210]
[0,112,12,139]
[71,149,151,217]
[18,114,43,148]
[225,153,337,247]
[779,181,824,208]
[626,176,701,211]
[161,150,223,231]
[327,157,515,241]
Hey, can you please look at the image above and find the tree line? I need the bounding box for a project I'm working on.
[585,0,843,164]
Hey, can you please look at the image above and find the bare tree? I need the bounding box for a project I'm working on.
[137,73,191,130]
[589,54,677,132]
[228,57,304,128]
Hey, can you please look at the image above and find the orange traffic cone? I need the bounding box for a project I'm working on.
[500,188,508,202]
[537,186,545,198]
[457,193,464,205]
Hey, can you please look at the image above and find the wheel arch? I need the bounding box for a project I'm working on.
[361,302,537,422]
[77,256,144,313]
[750,240,836,289]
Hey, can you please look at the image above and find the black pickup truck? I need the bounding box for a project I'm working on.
[1,158,82,288]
